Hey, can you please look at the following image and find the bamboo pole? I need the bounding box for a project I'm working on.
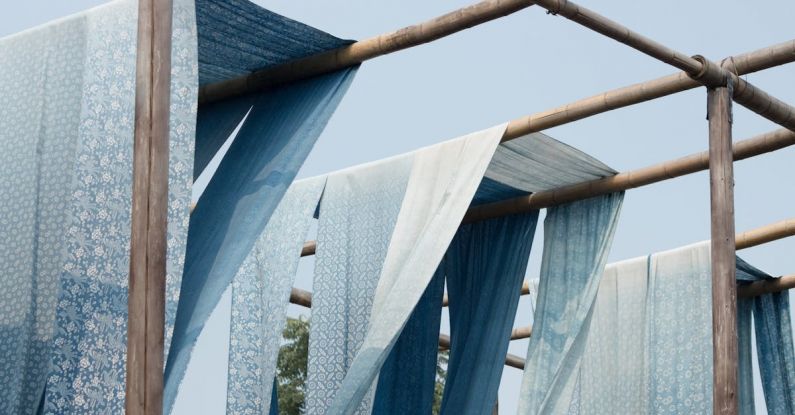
[739,274,795,298]
[707,84,738,415]
[438,334,525,369]
[199,0,534,104]
[126,0,173,413]
[526,0,795,143]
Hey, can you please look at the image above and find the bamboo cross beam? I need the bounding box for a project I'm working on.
[297,126,795,256]
[438,334,525,370]
[199,0,535,104]
[527,0,795,142]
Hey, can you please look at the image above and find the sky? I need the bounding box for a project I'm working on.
[4,0,795,414]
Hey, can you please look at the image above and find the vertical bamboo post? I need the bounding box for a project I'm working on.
[126,0,173,413]
[708,83,738,415]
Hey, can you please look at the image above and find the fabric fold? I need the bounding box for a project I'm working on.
[225,177,326,414]
[325,124,508,414]
[518,192,624,415]
[440,212,539,415]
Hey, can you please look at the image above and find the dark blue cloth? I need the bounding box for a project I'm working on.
[440,212,539,415]
[164,1,358,411]
[374,268,445,414]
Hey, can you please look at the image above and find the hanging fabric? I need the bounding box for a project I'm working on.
[440,213,539,415]
[225,177,326,414]
[737,258,795,414]
[0,0,196,412]
[440,131,618,415]
[163,0,359,409]
[570,243,788,415]
[372,269,445,415]
[306,153,416,414]
[518,192,624,415]
[324,124,508,414]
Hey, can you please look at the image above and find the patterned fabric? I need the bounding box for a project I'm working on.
[226,177,326,414]
[737,258,795,414]
[518,193,624,415]
[570,244,786,415]
[307,154,415,415]
[326,124,508,414]
[440,213,539,415]
[165,15,358,415]
[0,0,196,412]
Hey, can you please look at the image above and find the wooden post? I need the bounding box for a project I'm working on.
[707,83,737,415]
[126,0,173,413]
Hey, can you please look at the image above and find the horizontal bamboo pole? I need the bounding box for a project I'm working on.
[738,274,795,298]
[528,0,795,138]
[199,0,534,104]
[438,333,525,369]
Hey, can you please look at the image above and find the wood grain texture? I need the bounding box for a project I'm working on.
[708,85,738,415]
[126,0,172,413]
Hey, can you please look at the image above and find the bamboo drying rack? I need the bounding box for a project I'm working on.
[127,1,795,413]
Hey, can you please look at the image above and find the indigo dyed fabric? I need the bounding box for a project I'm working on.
[570,243,787,415]
[373,268,445,415]
[307,154,415,414]
[226,177,326,414]
[518,193,624,415]
[164,3,359,409]
[737,258,795,414]
[325,125,508,414]
[0,0,197,412]
[440,213,538,415]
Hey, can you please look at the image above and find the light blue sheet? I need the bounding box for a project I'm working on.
[518,193,624,415]
[225,177,326,414]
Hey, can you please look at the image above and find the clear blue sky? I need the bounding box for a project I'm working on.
[5,1,794,414]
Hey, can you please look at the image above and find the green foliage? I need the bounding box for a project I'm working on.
[275,317,449,415]
[277,317,309,415]
[432,349,449,415]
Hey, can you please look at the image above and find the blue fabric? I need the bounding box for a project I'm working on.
[737,258,795,414]
[165,67,357,411]
[518,193,624,414]
[165,2,359,409]
[440,212,539,415]
[225,177,326,414]
[195,0,351,86]
[307,155,415,414]
[373,268,445,415]
[0,0,197,412]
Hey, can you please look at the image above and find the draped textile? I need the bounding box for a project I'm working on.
[440,213,539,415]
[225,177,326,414]
[325,125,508,414]
[0,0,197,412]
[163,2,358,408]
[440,132,617,415]
[518,193,624,415]
[571,243,791,415]
[737,258,795,414]
[372,270,445,415]
[307,154,415,414]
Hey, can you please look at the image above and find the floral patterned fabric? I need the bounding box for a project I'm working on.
[0,0,197,413]
[226,177,326,414]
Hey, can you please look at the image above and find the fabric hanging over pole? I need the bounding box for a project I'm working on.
[163,1,359,409]
[0,0,197,412]
[306,154,416,414]
[225,177,326,414]
[518,192,624,414]
[324,124,508,414]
